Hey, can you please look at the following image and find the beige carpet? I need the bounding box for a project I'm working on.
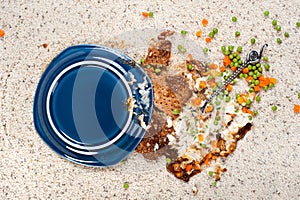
[0,0,300,199]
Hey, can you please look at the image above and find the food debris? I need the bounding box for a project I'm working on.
[123,182,129,190]
[202,18,208,27]
[133,27,276,183]
[0,29,5,37]
[142,11,149,18]
[196,30,202,37]
[294,104,300,114]
[192,185,198,195]
[42,43,48,48]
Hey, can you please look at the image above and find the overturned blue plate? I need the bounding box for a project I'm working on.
[33,45,153,166]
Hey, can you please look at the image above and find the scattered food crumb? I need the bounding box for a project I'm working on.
[294,104,300,114]
[0,29,5,37]
[123,182,129,190]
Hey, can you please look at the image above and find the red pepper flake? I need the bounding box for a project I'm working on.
[0,29,5,37]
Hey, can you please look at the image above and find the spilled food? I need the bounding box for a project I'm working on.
[132,30,277,183]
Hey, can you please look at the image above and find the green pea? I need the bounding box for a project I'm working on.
[235,31,240,37]
[124,182,129,189]
[215,115,221,121]
[244,74,248,79]
[254,80,259,85]
[149,11,154,17]
[269,83,275,88]
[264,64,270,71]
[254,70,259,75]
[225,50,230,55]
[255,96,261,102]
[252,66,257,70]
[236,55,241,60]
[230,62,234,67]
[214,120,219,125]
[213,28,218,34]
[254,110,258,116]
[209,32,215,38]
[263,56,268,62]
[272,105,277,111]
[250,83,255,88]
[187,64,193,71]
[249,88,254,93]
[224,90,229,95]
[238,60,243,65]
[298,92,300,99]
[233,53,238,57]
[275,25,281,32]
[236,94,240,99]
[221,46,226,52]
[232,16,237,22]
[272,19,277,26]
[297,22,300,27]
[284,32,289,38]
[276,38,282,44]
[228,45,234,52]
[166,157,172,164]
[239,73,244,79]
[258,67,263,72]
[264,10,269,17]
[155,68,161,74]
[264,86,268,91]
[256,63,261,67]
[253,75,257,80]
[173,108,180,115]
[215,101,221,106]
[248,116,253,120]
[257,72,262,77]
[233,58,237,63]
[218,94,224,100]
[203,47,209,53]
[229,54,234,59]
[249,71,254,76]
[181,30,187,36]
[237,46,243,52]
[226,96,231,102]
[250,38,256,44]
[248,65,252,70]
[140,57,145,64]
[246,99,251,105]
[232,79,238,84]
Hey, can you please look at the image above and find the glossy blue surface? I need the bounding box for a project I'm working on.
[33,45,153,166]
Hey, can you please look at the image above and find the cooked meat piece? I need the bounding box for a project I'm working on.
[144,110,165,137]
[186,54,207,76]
[135,120,175,160]
[158,30,175,40]
[165,75,193,105]
[144,39,172,66]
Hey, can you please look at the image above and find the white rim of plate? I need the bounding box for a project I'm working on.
[45,59,133,151]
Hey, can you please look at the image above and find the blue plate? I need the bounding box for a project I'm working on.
[33,45,153,166]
